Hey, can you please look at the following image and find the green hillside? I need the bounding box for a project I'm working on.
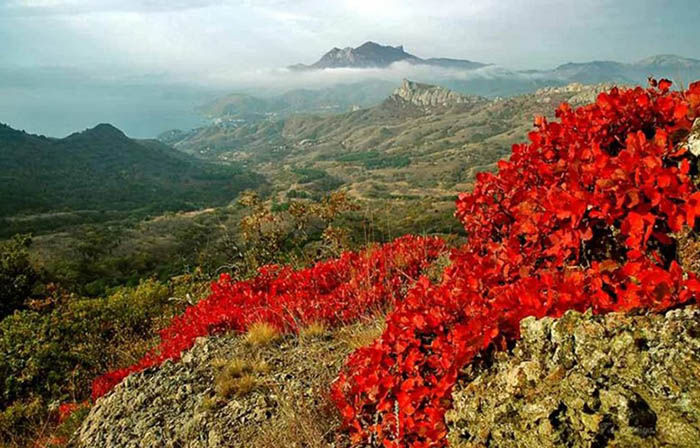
[0,123,265,234]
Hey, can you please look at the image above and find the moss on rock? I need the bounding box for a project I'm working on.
[446,307,700,448]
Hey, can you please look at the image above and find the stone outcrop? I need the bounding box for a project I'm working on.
[535,82,617,106]
[391,79,483,109]
[687,118,700,157]
[69,322,378,448]
[446,307,700,448]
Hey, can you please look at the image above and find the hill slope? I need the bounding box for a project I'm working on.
[0,123,265,219]
[164,81,614,200]
[196,79,397,119]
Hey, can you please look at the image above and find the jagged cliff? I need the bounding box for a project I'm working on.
[390,79,484,108]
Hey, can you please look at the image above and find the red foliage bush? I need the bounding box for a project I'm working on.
[330,80,700,447]
[56,401,87,424]
[91,235,446,400]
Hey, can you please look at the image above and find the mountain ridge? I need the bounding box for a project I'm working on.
[289,41,488,71]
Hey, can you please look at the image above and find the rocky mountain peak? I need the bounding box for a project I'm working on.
[391,79,483,108]
[309,42,418,69]
[289,42,486,71]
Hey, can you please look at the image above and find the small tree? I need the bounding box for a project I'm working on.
[0,235,38,319]
[235,191,359,273]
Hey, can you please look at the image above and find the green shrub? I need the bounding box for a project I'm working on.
[0,279,174,410]
[0,234,38,319]
[336,151,411,169]
[0,397,44,444]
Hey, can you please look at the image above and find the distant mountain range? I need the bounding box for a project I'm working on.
[283,42,700,96]
[189,45,698,121]
[545,54,700,84]
[0,123,264,223]
[288,41,488,71]
[198,79,397,119]
[288,42,700,85]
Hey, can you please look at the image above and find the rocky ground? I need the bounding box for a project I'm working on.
[71,319,385,448]
[72,305,700,448]
[446,307,700,448]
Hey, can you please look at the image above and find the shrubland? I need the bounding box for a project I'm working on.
[0,278,184,445]
[86,79,700,448]
[4,79,700,448]
[1,189,453,446]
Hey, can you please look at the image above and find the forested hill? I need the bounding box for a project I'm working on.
[0,123,265,220]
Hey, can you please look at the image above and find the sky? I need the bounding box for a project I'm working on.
[2,0,699,84]
[1,0,699,137]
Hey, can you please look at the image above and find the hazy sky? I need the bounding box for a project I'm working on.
[1,0,699,137]
[2,0,699,85]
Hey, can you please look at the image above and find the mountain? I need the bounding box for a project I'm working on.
[389,79,485,109]
[286,47,700,98]
[289,41,488,70]
[637,54,700,71]
[549,60,632,84]
[197,94,271,118]
[547,54,700,84]
[162,81,614,200]
[198,55,700,123]
[196,79,397,120]
[0,122,265,221]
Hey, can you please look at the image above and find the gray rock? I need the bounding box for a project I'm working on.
[392,79,483,108]
[446,307,700,448]
[688,119,700,157]
[71,324,360,448]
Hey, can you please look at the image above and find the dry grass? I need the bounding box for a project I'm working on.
[199,319,386,447]
[245,322,281,346]
[299,321,329,340]
[678,229,700,275]
[253,388,341,448]
[216,374,260,399]
[212,358,270,399]
[336,318,385,350]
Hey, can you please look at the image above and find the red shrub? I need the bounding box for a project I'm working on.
[57,401,87,424]
[331,80,700,447]
[91,235,447,400]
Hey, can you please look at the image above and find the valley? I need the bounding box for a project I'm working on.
[163,80,614,201]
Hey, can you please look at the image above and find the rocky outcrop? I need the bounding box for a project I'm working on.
[72,305,700,448]
[534,82,617,106]
[69,322,382,448]
[687,119,700,157]
[446,307,700,448]
[391,79,483,109]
